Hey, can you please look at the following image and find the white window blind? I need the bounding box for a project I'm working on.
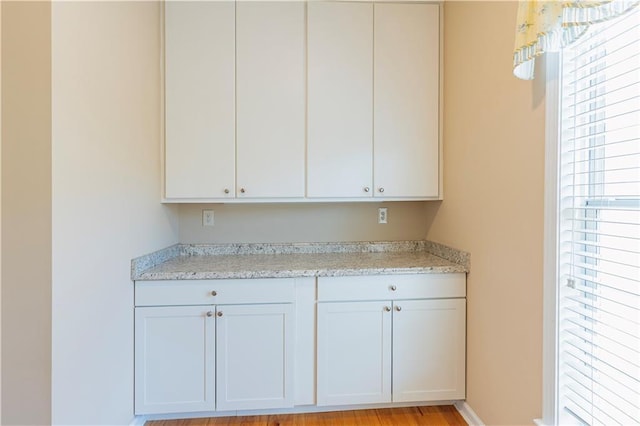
[558,6,640,426]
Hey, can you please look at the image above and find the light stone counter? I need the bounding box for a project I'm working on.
[131,241,469,281]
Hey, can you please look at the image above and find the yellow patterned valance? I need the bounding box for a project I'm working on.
[514,0,640,80]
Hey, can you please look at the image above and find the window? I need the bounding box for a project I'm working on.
[555,7,640,426]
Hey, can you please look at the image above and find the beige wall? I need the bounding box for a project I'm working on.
[51,2,179,423]
[1,2,53,424]
[426,2,545,424]
[179,202,432,243]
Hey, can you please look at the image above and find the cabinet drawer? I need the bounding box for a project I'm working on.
[135,278,295,306]
[317,273,465,302]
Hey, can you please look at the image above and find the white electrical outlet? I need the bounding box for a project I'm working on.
[202,210,215,227]
[378,207,388,224]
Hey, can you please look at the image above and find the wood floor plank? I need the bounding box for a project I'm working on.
[438,405,468,426]
[146,406,467,426]
[375,407,416,426]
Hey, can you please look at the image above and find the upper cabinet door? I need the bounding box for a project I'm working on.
[373,3,440,198]
[236,2,306,199]
[164,2,235,200]
[307,2,374,198]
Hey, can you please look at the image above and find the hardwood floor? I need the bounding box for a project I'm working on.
[147,406,468,426]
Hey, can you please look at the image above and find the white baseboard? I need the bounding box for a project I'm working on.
[130,415,148,426]
[454,401,485,426]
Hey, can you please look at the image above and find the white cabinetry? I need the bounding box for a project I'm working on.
[163,1,442,202]
[216,303,294,410]
[307,1,374,198]
[134,279,301,415]
[306,1,441,200]
[164,1,305,201]
[135,306,216,414]
[392,299,466,402]
[236,2,306,199]
[374,3,440,198]
[317,301,391,405]
[164,1,235,200]
[316,274,466,406]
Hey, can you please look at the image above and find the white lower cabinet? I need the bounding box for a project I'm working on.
[216,303,294,411]
[135,306,216,415]
[135,274,466,416]
[392,299,466,402]
[134,278,299,415]
[317,301,392,405]
[316,274,466,406]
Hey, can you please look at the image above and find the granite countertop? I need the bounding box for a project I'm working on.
[131,241,469,281]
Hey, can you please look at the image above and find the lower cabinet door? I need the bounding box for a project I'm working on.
[392,298,466,402]
[216,303,294,410]
[317,301,392,406]
[135,306,215,415]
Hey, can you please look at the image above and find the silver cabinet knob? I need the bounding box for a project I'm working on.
[395,306,402,312]
[384,306,391,312]
[217,311,223,317]
[378,187,385,193]
[240,188,246,194]
[211,290,217,296]
[224,188,230,194]
[364,187,370,193]
[390,285,397,291]
[206,311,214,317]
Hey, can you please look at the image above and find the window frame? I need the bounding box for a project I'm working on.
[541,14,640,422]
[539,51,562,426]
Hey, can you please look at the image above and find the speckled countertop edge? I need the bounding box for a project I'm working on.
[131,240,470,281]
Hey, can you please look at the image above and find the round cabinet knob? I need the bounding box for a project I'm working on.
[390,285,397,291]
[395,306,402,312]
[364,187,370,193]
[378,187,385,193]
[384,306,391,312]
[211,290,217,296]
[217,311,223,317]
[224,188,230,194]
[240,188,246,194]
[206,311,214,317]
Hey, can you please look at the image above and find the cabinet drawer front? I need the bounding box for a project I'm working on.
[317,273,465,302]
[135,278,295,306]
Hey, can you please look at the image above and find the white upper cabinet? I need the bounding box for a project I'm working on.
[307,1,374,198]
[236,2,306,199]
[164,2,235,200]
[374,3,440,198]
[163,1,442,202]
